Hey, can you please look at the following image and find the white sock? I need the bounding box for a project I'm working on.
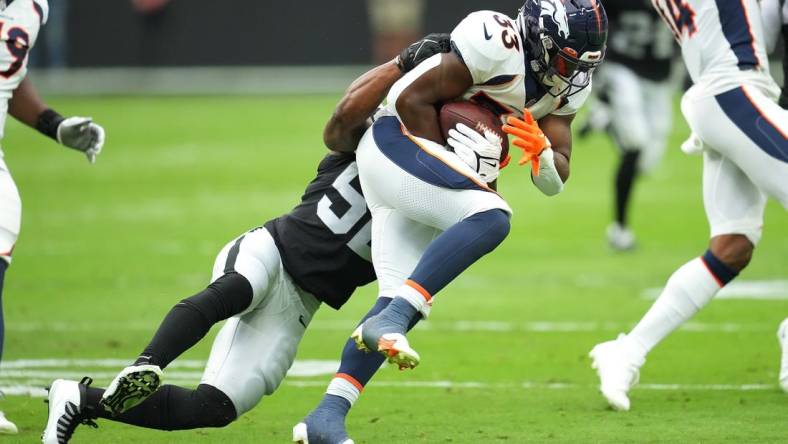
[326,374,362,406]
[626,257,722,357]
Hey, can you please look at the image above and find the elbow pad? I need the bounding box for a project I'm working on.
[531,148,564,196]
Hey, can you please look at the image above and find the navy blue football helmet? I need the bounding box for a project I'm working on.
[518,0,608,96]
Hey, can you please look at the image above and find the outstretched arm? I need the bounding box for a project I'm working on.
[9,77,105,163]
[324,62,403,153]
[325,33,453,153]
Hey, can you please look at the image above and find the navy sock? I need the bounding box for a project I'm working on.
[334,298,421,388]
[409,209,510,295]
[0,260,6,363]
[701,250,739,285]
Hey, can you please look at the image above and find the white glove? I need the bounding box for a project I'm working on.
[446,123,503,183]
[57,117,105,164]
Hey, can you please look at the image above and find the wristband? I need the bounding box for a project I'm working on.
[35,109,65,141]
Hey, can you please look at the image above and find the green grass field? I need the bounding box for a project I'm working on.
[0,94,786,443]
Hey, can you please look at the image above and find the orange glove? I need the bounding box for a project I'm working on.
[502,109,549,176]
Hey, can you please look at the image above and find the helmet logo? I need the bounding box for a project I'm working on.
[540,0,570,39]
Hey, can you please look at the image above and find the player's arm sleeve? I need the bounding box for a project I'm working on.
[450,11,513,85]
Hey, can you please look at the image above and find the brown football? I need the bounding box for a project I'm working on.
[439,101,509,161]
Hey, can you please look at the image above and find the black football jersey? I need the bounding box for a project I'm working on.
[604,0,676,81]
[265,153,375,310]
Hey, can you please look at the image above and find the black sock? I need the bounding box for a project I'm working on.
[134,272,253,368]
[614,150,641,226]
[86,384,236,430]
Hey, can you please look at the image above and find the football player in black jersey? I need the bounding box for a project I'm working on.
[40,34,452,444]
[580,0,678,250]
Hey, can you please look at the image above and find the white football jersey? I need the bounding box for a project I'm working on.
[383,10,591,124]
[0,0,47,148]
[450,10,591,120]
[652,0,778,95]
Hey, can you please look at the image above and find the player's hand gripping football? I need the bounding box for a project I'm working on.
[57,117,106,164]
[502,110,550,176]
[446,123,503,183]
[395,33,451,73]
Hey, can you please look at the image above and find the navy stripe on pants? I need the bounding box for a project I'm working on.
[715,87,788,163]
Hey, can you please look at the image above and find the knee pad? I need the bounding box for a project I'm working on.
[193,384,237,428]
[481,209,511,245]
[181,273,253,324]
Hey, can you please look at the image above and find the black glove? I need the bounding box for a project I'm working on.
[779,89,787,109]
[395,33,452,74]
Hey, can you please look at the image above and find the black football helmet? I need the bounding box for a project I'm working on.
[518,0,608,96]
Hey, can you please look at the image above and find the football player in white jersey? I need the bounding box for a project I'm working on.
[590,0,788,411]
[760,0,788,394]
[0,0,105,433]
[293,1,608,442]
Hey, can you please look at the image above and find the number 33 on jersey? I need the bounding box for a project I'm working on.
[0,0,47,99]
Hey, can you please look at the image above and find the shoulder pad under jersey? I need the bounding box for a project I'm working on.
[451,10,522,85]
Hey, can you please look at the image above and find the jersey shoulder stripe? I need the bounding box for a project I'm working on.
[32,0,48,25]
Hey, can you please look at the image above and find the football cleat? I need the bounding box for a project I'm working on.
[589,334,645,411]
[42,377,98,444]
[0,410,17,434]
[292,418,354,444]
[606,223,636,252]
[351,325,420,371]
[100,364,162,416]
[778,319,788,393]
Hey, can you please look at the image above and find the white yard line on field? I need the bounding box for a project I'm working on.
[7,320,774,333]
[643,279,788,300]
[4,379,776,398]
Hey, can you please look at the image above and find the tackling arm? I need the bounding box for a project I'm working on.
[324,62,403,153]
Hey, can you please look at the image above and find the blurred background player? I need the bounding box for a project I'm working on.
[40,35,450,444]
[0,0,105,434]
[760,0,787,108]
[760,0,788,394]
[296,1,608,442]
[579,0,678,250]
[590,0,788,411]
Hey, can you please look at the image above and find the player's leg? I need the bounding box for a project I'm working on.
[44,228,319,441]
[590,86,780,410]
[43,378,236,444]
[778,318,788,392]
[99,227,280,416]
[603,63,650,250]
[294,209,437,444]
[352,117,511,368]
[0,159,20,434]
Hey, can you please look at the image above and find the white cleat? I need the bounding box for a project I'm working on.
[101,364,162,416]
[292,421,354,444]
[0,411,17,434]
[589,334,645,411]
[350,326,420,370]
[778,319,788,393]
[42,378,97,444]
[606,223,636,251]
